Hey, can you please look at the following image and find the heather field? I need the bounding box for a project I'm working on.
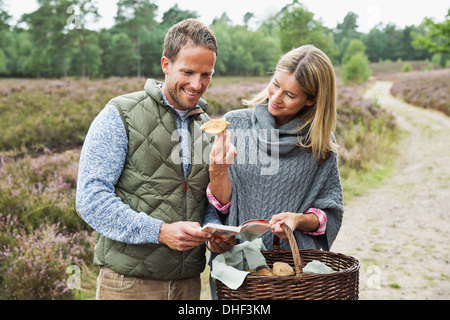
[0,75,399,299]
[0,77,144,153]
[390,68,450,116]
[368,60,440,78]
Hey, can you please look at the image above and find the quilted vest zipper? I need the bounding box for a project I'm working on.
[177,178,189,278]
[178,113,191,278]
[177,113,199,279]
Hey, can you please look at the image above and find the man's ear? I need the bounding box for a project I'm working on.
[161,56,170,75]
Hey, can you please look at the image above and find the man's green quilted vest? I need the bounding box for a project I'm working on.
[93,79,212,280]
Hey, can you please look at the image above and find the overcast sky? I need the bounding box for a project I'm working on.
[4,0,449,33]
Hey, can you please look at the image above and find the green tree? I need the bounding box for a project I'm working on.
[15,31,34,75]
[146,4,200,76]
[211,14,280,76]
[396,25,430,61]
[0,48,6,74]
[100,31,136,77]
[2,29,34,76]
[342,39,371,84]
[210,19,232,75]
[342,39,367,64]
[364,24,386,62]
[334,12,362,63]
[342,52,371,84]
[334,12,360,44]
[22,0,75,77]
[243,12,255,29]
[363,22,433,63]
[212,12,232,26]
[0,0,9,74]
[277,0,335,58]
[161,4,198,28]
[382,24,400,61]
[66,0,101,78]
[0,29,13,74]
[114,0,158,77]
[69,31,102,77]
[0,0,10,32]
[412,10,450,67]
[251,24,280,75]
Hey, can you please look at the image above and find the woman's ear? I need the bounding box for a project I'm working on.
[306,97,317,106]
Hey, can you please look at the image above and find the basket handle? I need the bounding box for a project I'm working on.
[272,224,303,283]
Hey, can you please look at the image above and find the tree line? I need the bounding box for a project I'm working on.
[0,0,447,79]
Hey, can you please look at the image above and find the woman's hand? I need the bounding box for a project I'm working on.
[208,131,237,205]
[209,131,237,172]
[270,212,320,238]
[270,212,300,239]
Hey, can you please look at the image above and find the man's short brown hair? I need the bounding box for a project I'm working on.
[163,18,218,62]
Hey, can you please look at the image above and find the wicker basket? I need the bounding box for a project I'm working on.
[216,224,360,300]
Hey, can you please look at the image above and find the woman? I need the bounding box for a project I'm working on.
[207,45,343,253]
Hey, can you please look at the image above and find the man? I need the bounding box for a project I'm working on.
[76,19,233,300]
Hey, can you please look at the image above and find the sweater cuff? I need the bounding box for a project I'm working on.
[302,208,327,236]
[148,217,165,244]
[206,184,231,215]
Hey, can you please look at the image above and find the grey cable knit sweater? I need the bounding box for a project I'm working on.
[223,105,343,251]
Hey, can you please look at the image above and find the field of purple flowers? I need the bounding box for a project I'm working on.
[0,149,96,299]
[0,76,398,299]
[0,78,144,153]
[390,69,450,116]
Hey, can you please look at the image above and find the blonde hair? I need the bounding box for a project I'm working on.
[243,45,338,160]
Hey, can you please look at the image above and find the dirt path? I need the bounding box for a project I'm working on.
[332,81,450,300]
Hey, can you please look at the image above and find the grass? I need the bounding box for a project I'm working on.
[200,259,212,300]
[389,283,401,289]
[73,262,99,300]
[341,157,396,202]
[335,82,398,201]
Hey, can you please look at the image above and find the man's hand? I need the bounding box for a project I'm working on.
[207,236,237,253]
[158,221,212,251]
